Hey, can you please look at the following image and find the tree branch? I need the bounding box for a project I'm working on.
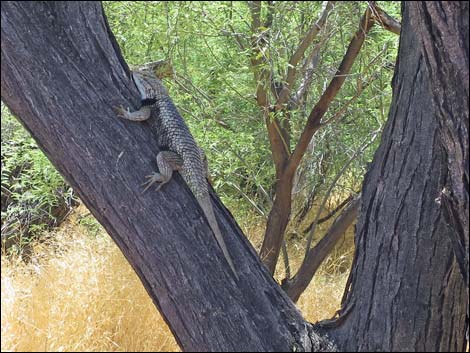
[275,1,336,108]
[248,1,290,175]
[284,7,375,180]
[302,194,354,234]
[369,2,401,35]
[283,194,361,302]
[290,29,336,109]
[303,131,378,260]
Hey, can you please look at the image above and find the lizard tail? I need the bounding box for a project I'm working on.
[197,195,239,280]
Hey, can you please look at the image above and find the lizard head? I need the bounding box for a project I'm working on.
[131,67,168,101]
[130,60,173,101]
[136,60,173,79]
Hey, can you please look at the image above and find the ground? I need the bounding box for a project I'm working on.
[1,205,349,352]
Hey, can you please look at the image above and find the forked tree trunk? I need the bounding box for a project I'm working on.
[318,2,468,351]
[1,1,467,352]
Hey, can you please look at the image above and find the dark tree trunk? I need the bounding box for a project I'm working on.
[415,2,469,287]
[0,2,332,351]
[1,1,468,352]
[319,2,469,351]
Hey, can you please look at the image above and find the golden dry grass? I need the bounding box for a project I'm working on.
[1,216,179,352]
[1,206,351,352]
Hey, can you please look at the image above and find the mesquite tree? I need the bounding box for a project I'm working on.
[1,1,467,351]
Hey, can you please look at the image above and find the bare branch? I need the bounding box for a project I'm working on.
[284,7,375,180]
[290,29,337,109]
[220,27,248,51]
[302,194,354,233]
[283,195,361,302]
[303,131,379,260]
[275,1,336,108]
[229,182,267,217]
[320,44,391,127]
[247,1,292,174]
[281,240,291,279]
[369,2,401,35]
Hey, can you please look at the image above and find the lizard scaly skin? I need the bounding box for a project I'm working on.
[115,62,238,280]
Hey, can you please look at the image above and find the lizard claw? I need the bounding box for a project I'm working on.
[141,173,165,193]
[141,178,157,193]
[113,105,130,119]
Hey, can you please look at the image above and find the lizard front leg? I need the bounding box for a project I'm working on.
[114,105,152,122]
[142,150,184,192]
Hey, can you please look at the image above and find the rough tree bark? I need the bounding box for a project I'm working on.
[0,2,333,351]
[1,1,468,352]
[318,2,469,351]
[415,2,469,287]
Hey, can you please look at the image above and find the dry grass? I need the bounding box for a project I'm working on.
[1,210,179,352]
[1,206,351,352]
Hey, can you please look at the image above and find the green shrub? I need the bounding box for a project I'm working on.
[1,104,78,254]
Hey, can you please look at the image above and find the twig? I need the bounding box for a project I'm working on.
[369,2,401,35]
[303,194,354,233]
[303,130,379,260]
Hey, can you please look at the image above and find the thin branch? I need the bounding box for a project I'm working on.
[174,73,212,102]
[284,7,375,180]
[200,36,256,106]
[281,240,291,279]
[303,130,379,260]
[320,48,391,127]
[220,26,248,51]
[169,74,235,131]
[275,1,336,108]
[248,1,291,174]
[229,182,267,217]
[229,148,273,207]
[283,194,360,302]
[230,176,291,279]
[369,2,401,35]
[303,194,354,233]
[290,29,337,109]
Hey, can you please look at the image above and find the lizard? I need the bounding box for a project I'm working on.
[114,61,239,280]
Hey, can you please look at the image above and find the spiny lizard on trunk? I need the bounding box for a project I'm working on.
[114,61,238,280]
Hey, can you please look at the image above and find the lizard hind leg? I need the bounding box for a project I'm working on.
[141,150,184,193]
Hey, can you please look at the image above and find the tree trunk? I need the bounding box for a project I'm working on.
[319,2,469,351]
[1,1,468,352]
[259,172,294,274]
[414,1,469,287]
[0,2,333,351]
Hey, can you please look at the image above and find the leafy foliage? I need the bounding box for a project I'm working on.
[1,104,76,253]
